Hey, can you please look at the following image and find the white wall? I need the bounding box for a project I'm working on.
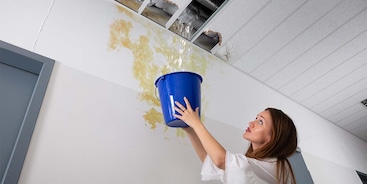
[1,0,366,183]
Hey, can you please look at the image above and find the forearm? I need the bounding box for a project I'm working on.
[185,127,207,162]
[192,123,226,169]
[174,98,226,169]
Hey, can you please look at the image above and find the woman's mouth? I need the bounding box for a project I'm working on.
[246,127,251,133]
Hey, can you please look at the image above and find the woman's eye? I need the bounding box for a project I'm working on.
[258,120,263,125]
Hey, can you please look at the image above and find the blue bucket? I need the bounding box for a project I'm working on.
[155,71,203,127]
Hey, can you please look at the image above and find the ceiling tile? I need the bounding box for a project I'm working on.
[263,1,367,89]
[324,93,367,121]
[209,0,270,49]
[229,0,308,69]
[291,48,367,103]
[234,0,343,79]
[281,33,367,100]
[329,103,365,123]
[335,105,367,126]
[303,67,367,112]
[343,115,367,132]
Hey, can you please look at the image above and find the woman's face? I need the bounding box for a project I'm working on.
[243,110,273,150]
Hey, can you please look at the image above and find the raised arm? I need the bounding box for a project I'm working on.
[174,97,226,169]
[182,127,207,162]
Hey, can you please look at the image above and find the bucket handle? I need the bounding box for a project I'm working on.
[155,87,160,101]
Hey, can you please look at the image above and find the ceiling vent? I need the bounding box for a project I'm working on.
[361,99,367,107]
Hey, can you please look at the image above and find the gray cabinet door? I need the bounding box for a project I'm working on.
[0,63,38,184]
[0,41,54,184]
[289,151,314,184]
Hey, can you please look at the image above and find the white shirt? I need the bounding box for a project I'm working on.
[201,151,291,184]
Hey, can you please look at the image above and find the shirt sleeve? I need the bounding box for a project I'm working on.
[200,152,277,184]
[200,151,249,183]
[200,154,225,182]
[225,151,249,183]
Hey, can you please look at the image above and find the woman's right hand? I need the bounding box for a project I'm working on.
[176,97,226,166]
[173,97,202,129]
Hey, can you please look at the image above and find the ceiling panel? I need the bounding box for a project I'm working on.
[322,89,367,118]
[346,115,367,132]
[208,0,270,51]
[227,0,309,66]
[336,104,367,127]
[212,0,367,141]
[291,50,367,104]
[305,67,367,111]
[232,0,344,80]
[280,33,367,99]
[334,103,367,123]
[260,0,367,90]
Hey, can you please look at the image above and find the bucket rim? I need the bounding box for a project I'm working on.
[154,71,203,86]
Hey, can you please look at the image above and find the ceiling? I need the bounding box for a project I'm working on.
[210,0,367,142]
[118,0,367,142]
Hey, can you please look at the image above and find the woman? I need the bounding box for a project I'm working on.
[173,97,298,184]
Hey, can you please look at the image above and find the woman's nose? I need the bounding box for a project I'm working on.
[249,121,255,127]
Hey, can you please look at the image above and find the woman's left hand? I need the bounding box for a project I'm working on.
[173,97,201,129]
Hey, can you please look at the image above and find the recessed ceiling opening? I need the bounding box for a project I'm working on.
[116,0,228,52]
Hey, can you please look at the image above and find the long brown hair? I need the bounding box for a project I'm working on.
[245,108,298,184]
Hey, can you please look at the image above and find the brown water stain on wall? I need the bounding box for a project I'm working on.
[109,4,210,139]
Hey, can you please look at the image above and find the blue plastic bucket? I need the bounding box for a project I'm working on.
[155,71,203,127]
